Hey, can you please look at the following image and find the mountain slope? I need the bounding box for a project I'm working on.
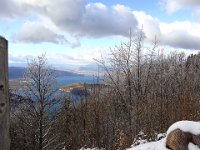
[9,67,26,79]
[9,67,83,79]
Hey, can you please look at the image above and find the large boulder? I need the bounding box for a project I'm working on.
[166,121,200,150]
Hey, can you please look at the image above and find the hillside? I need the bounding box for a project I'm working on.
[9,66,83,79]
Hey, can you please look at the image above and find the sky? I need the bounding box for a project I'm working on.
[0,0,200,69]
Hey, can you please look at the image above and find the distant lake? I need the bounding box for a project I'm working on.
[9,75,100,89]
[9,75,101,101]
[56,75,99,86]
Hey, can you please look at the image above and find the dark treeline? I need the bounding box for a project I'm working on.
[10,31,200,150]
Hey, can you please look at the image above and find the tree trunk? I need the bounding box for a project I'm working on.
[0,36,10,150]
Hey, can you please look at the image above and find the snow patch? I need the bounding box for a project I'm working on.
[128,138,200,150]
[156,133,166,140]
[78,121,200,150]
[79,148,105,150]
[131,131,149,146]
[167,120,200,135]
[128,120,200,150]
[127,138,168,150]
[189,143,200,150]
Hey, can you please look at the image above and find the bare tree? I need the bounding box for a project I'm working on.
[15,54,60,150]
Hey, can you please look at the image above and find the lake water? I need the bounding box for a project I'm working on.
[10,75,99,99]
[57,75,98,86]
[9,75,99,89]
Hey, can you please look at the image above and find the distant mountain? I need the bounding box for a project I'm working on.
[9,67,26,79]
[9,67,83,79]
[78,63,98,71]
[54,69,83,77]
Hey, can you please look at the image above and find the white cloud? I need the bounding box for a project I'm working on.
[160,21,200,49]
[0,0,25,18]
[9,47,102,66]
[134,11,200,50]
[159,0,181,14]
[0,0,138,38]
[161,0,200,14]
[1,0,200,51]
[13,22,67,44]
[50,48,102,65]
[12,21,81,48]
[133,11,161,42]
[44,1,138,37]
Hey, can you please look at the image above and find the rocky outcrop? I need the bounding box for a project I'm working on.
[166,128,200,150]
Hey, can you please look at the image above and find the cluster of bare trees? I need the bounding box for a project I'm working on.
[10,31,200,150]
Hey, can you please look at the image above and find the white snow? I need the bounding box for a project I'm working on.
[79,148,104,150]
[167,120,200,135]
[189,143,200,150]
[127,138,168,150]
[128,120,200,150]
[78,121,200,150]
[156,133,166,140]
[127,138,200,150]
[131,131,149,146]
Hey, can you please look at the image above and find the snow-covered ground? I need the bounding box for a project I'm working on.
[127,138,200,150]
[79,121,200,150]
[167,120,200,135]
[128,120,200,150]
[80,120,200,150]
[127,138,167,150]
[79,148,105,150]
